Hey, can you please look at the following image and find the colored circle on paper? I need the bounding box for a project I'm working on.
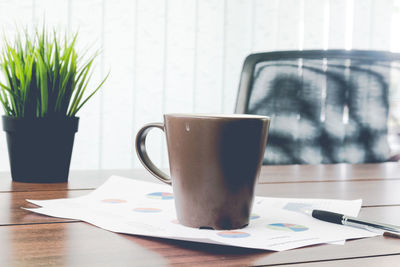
[266,223,308,232]
[171,219,180,224]
[101,199,127,204]
[146,192,174,200]
[133,208,162,213]
[217,231,250,238]
[250,214,260,220]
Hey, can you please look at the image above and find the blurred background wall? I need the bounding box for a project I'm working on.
[0,0,399,170]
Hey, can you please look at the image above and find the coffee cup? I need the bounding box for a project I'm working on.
[135,114,270,230]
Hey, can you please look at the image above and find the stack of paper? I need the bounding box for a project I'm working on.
[25,176,379,251]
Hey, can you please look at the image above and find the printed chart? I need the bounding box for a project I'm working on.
[147,192,174,200]
[266,223,309,232]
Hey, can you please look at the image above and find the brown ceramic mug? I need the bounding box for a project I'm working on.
[135,114,270,230]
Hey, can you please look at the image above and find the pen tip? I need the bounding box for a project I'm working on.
[303,209,312,215]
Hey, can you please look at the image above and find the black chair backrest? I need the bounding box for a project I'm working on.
[235,50,400,165]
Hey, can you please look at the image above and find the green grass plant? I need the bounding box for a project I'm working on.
[0,26,108,118]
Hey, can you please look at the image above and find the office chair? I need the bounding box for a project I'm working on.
[235,50,400,164]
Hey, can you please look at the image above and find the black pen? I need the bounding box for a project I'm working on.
[311,209,400,238]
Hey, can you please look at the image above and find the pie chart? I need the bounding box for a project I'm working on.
[147,192,174,200]
[250,214,260,220]
[266,223,308,232]
[217,231,250,238]
[133,208,162,213]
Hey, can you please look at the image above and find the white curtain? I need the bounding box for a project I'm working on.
[0,0,399,170]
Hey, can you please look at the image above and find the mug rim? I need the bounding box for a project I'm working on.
[164,113,270,120]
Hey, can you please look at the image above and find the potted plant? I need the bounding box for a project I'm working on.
[0,27,108,183]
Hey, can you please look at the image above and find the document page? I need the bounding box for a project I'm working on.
[25,176,378,251]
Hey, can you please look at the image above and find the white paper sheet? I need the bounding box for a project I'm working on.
[25,176,379,251]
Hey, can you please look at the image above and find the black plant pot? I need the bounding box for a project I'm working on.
[2,116,79,183]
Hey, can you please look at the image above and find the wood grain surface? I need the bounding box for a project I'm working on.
[0,163,399,266]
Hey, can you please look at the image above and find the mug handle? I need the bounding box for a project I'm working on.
[135,123,172,185]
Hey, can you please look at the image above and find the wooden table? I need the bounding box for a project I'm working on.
[1,163,399,266]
